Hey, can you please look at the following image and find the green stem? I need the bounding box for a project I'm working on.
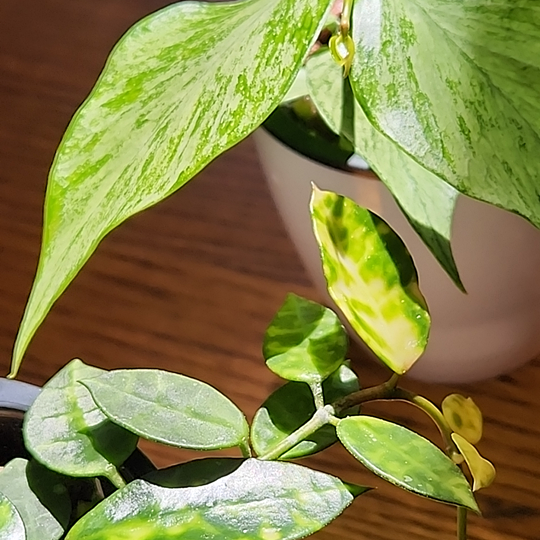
[107,468,127,490]
[258,406,334,461]
[310,381,325,409]
[457,507,467,540]
[340,0,354,37]
[239,439,252,458]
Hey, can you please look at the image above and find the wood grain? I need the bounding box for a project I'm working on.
[1,1,539,539]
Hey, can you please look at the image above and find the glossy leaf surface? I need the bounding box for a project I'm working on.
[264,293,348,383]
[11,0,334,377]
[24,360,137,484]
[350,0,540,230]
[442,394,483,445]
[0,492,24,540]
[81,369,249,450]
[0,458,70,540]
[252,363,359,459]
[337,416,478,511]
[306,49,462,288]
[310,186,430,373]
[67,458,362,540]
[452,434,496,492]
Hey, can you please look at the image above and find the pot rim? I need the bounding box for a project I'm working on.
[0,378,41,412]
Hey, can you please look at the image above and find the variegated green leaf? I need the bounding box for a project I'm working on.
[350,0,540,231]
[264,293,348,383]
[24,360,137,486]
[11,0,334,377]
[310,186,430,373]
[252,363,359,459]
[337,416,478,511]
[66,458,364,540]
[442,394,483,445]
[452,434,496,492]
[305,48,462,289]
[0,492,24,540]
[0,459,70,540]
[80,369,249,451]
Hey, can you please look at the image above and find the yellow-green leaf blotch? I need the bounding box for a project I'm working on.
[310,185,430,374]
[452,433,496,492]
[442,394,483,445]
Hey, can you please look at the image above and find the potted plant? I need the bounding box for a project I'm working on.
[1,184,495,539]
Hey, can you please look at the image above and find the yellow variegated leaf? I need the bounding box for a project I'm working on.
[452,433,496,492]
[442,394,483,445]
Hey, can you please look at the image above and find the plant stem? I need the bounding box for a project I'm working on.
[258,406,334,461]
[332,373,400,413]
[107,468,127,490]
[239,439,252,458]
[340,0,354,37]
[457,507,467,540]
[310,381,325,409]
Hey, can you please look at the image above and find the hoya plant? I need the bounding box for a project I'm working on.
[1,188,494,540]
[8,0,540,376]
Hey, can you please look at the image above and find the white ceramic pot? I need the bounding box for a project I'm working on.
[253,128,540,383]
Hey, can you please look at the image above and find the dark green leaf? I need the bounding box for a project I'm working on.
[350,0,540,233]
[66,458,364,540]
[310,186,430,374]
[305,49,462,288]
[24,360,137,485]
[0,492,24,540]
[0,458,71,540]
[80,369,249,451]
[252,363,359,459]
[11,0,334,377]
[264,293,348,383]
[337,416,478,511]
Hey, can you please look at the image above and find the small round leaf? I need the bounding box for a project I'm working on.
[442,394,483,444]
[337,416,478,511]
[80,369,249,451]
[264,293,348,383]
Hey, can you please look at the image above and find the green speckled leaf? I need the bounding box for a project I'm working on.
[337,416,478,511]
[80,369,249,451]
[11,0,334,377]
[442,394,483,445]
[0,458,71,540]
[252,363,359,459]
[305,49,462,289]
[350,0,540,232]
[0,492,24,540]
[66,458,362,540]
[264,294,348,383]
[310,186,430,373]
[24,360,137,485]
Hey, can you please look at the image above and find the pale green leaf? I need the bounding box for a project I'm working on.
[350,0,540,232]
[66,458,363,540]
[11,0,334,377]
[81,369,249,451]
[310,186,430,373]
[452,433,496,492]
[23,360,138,484]
[337,416,478,511]
[442,394,483,445]
[0,492,24,540]
[0,458,70,540]
[305,48,462,288]
[252,363,359,459]
[264,293,348,383]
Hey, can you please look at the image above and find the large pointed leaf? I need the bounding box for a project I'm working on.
[305,49,462,288]
[0,458,71,540]
[66,458,364,540]
[80,369,249,451]
[310,186,430,374]
[0,492,24,540]
[251,363,359,459]
[337,416,478,511]
[350,0,540,231]
[24,360,138,485]
[11,0,334,377]
[263,293,348,383]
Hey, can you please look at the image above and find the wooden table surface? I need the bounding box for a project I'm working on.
[1,2,539,539]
